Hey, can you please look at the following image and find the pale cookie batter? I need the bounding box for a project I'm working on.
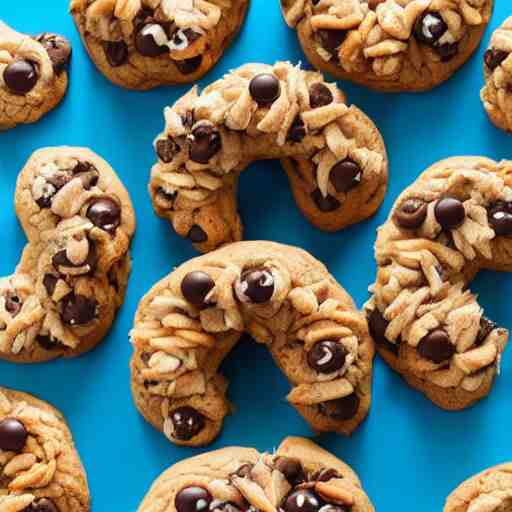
[130,241,374,446]
[1,147,135,363]
[149,61,388,253]
[366,156,512,410]
[138,437,374,512]
[0,22,71,130]
[69,0,249,90]
[0,386,90,512]
[481,17,512,133]
[280,0,493,92]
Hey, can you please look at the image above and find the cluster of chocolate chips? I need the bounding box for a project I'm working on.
[484,48,509,71]
[413,12,458,62]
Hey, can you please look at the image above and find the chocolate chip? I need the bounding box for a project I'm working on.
[274,457,306,486]
[155,138,179,163]
[319,393,360,421]
[249,74,281,106]
[434,197,465,230]
[175,487,212,512]
[188,225,208,243]
[307,341,347,374]
[60,294,97,326]
[477,317,496,345]
[484,49,509,71]
[36,335,62,351]
[135,23,168,57]
[436,42,458,62]
[3,60,38,95]
[414,12,447,45]
[35,33,71,73]
[312,468,341,482]
[156,187,177,207]
[417,329,455,364]
[311,188,341,212]
[52,245,97,273]
[329,159,362,193]
[181,271,215,307]
[0,418,28,452]
[43,274,58,297]
[309,83,333,109]
[488,202,512,236]
[367,308,399,355]
[287,116,306,143]
[174,55,203,74]
[317,30,346,57]
[103,40,129,67]
[189,124,221,164]
[236,268,274,304]
[170,407,205,441]
[394,198,428,229]
[283,490,322,512]
[72,161,99,189]
[233,463,253,478]
[5,293,21,317]
[24,498,59,512]
[86,197,121,233]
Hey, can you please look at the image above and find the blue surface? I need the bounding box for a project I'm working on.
[1,2,512,510]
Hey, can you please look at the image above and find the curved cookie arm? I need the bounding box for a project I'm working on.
[69,0,249,90]
[0,386,90,512]
[0,22,71,130]
[280,0,493,92]
[366,156,511,410]
[481,16,512,133]
[149,61,387,253]
[130,241,374,446]
[138,436,374,512]
[0,147,135,363]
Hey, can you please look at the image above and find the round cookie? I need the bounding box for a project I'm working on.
[0,22,71,130]
[445,463,512,512]
[280,0,493,92]
[0,146,136,363]
[365,156,512,410]
[149,61,388,253]
[138,436,374,512]
[69,0,249,90]
[0,386,90,511]
[130,241,374,446]
[481,17,512,133]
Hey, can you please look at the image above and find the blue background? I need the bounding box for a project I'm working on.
[1,2,512,510]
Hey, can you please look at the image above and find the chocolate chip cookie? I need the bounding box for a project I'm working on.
[138,436,374,512]
[445,463,512,512]
[0,22,71,130]
[69,0,249,90]
[130,241,374,446]
[281,0,493,92]
[365,156,512,410]
[481,17,512,133]
[1,147,135,363]
[150,61,388,253]
[0,386,90,511]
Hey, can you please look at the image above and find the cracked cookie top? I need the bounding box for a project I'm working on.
[130,241,373,446]
[0,387,90,512]
[281,0,493,91]
[365,156,511,405]
[1,147,135,363]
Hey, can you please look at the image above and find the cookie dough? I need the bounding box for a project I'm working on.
[0,22,71,130]
[280,0,493,92]
[0,147,136,363]
[365,156,511,410]
[138,436,374,512]
[0,386,90,512]
[445,463,512,512]
[150,61,388,253]
[130,241,374,446]
[69,0,249,90]
[481,17,512,133]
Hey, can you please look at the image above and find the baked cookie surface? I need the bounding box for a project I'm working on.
[280,0,493,92]
[0,21,71,130]
[130,241,374,446]
[0,386,90,512]
[481,17,512,133]
[366,156,512,410]
[0,146,135,363]
[149,61,388,253]
[138,436,374,512]
[69,0,249,90]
